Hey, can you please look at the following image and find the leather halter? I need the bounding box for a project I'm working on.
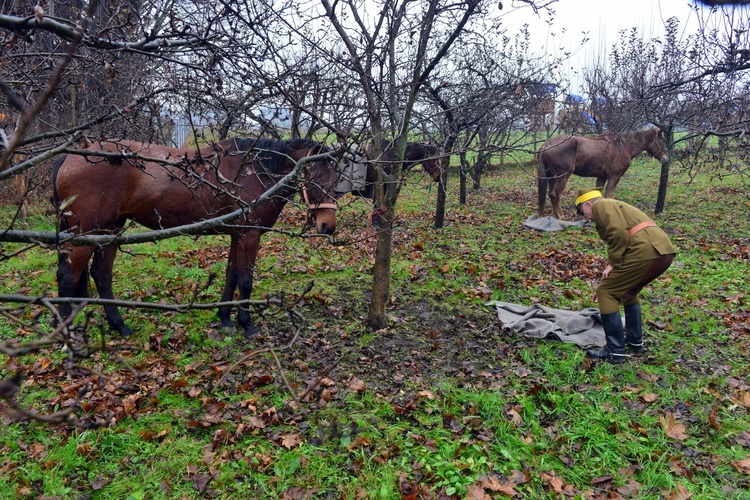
[646,130,668,160]
[300,149,337,212]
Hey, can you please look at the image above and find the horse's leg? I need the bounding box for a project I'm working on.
[216,240,239,332]
[235,232,262,338]
[596,176,608,195]
[56,245,95,327]
[550,175,569,219]
[546,178,556,216]
[604,175,621,197]
[90,245,133,337]
[537,156,548,216]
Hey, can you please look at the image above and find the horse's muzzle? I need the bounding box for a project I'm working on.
[314,208,337,235]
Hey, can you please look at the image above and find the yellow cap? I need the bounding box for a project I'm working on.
[575,188,603,207]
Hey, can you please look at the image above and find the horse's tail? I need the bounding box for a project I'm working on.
[537,150,547,217]
[51,155,70,231]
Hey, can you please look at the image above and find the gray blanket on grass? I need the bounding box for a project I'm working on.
[487,301,606,348]
[523,215,590,232]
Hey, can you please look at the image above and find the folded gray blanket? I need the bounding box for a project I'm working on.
[487,301,608,348]
[523,215,590,232]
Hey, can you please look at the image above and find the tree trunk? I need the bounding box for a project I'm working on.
[366,205,394,330]
[654,125,674,214]
[459,153,467,205]
[434,135,455,228]
[472,165,481,191]
[434,171,447,229]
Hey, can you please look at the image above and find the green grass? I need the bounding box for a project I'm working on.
[1,154,750,498]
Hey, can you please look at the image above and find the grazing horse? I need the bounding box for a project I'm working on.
[338,141,442,199]
[53,137,338,338]
[537,126,668,219]
[368,140,442,183]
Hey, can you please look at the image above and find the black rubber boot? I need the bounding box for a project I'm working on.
[587,312,627,364]
[624,304,645,354]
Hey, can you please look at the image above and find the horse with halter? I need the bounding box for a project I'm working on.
[337,140,442,199]
[53,137,338,338]
[537,126,669,219]
[367,140,442,184]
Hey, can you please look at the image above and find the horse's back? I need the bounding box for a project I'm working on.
[538,135,579,174]
[55,140,204,232]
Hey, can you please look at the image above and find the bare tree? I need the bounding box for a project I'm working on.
[305,0,556,329]
[421,21,573,225]
[0,0,347,423]
[583,6,750,213]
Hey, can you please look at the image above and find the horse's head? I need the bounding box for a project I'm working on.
[646,127,669,165]
[421,157,443,182]
[406,143,443,181]
[300,144,338,235]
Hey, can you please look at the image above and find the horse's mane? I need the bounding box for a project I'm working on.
[51,155,68,221]
[406,142,438,155]
[222,137,320,175]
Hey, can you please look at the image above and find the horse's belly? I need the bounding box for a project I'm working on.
[574,159,608,177]
[131,201,234,231]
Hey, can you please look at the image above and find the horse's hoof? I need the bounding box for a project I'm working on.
[116,325,134,337]
[242,324,260,338]
[213,322,237,333]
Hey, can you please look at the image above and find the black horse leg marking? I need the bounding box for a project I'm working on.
[217,242,238,331]
[56,247,93,328]
[91,246,133,337]
[236,233,261,338]
[237,273,258,338]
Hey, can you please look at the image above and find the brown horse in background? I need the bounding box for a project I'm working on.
[537,126,668,219]
[53,137,338,338]
[371,140,442,182]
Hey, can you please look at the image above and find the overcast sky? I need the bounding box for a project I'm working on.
[501,0,710,94]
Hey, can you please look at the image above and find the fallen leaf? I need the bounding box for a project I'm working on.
[37,357,52,371]
[281,433,301,449]
[246,416,266,429]
[505,407,523,427]
[540,471,565,493]
[731,457,750,475]
[483,477,518,497]
[708,406,720,431]
[76,443,96,458]
[347,377,366,392]
[617,478,641,497]
[122,394,141,413]
[417,390,435,400]
[281,486,318,499]
[735,391,750,408]
[665,483,692,500]
[642,393,658,403]
[191,473,212,494]
[91,476,110,490]
[661,413,688,441]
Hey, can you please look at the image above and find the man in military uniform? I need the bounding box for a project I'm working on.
[575,188,676,363]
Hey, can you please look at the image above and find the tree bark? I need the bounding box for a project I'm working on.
[654,159,670,214]
[434,135,455,228]
[655,125,674,214]
[434,168,448,229]
[366,205,394,330]
[459,156,467,205]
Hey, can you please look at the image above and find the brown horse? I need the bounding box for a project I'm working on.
[53,137,338,338]
[370,140,442,182]
[537,126,668,219]
[338,141,441,199]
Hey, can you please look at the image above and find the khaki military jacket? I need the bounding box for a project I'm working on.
[591,199,676,269]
